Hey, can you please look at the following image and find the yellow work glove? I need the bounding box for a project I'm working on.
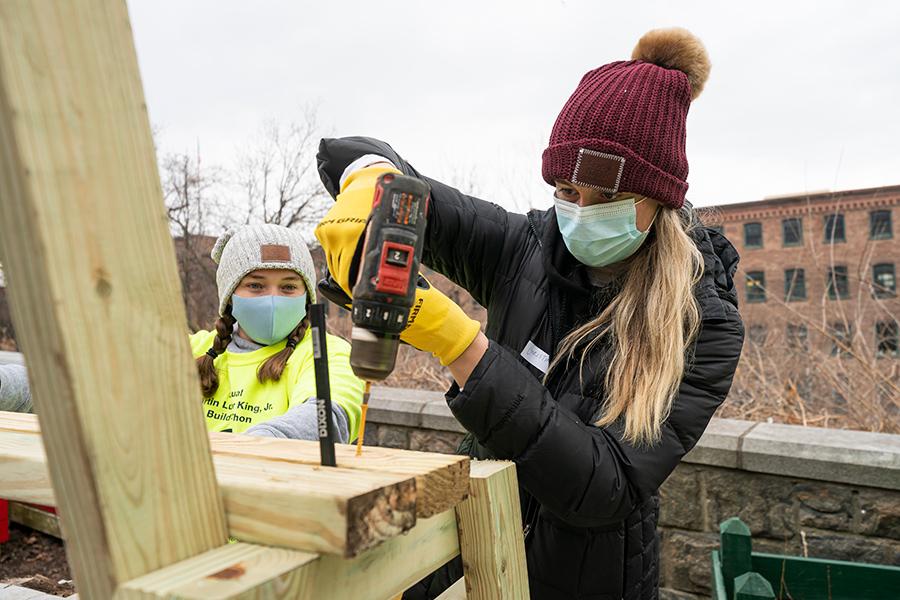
[315,164,397,296]
[402,274,481,366]
[315,165,480,366]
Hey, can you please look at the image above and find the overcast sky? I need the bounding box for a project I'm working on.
[128,1,900,212]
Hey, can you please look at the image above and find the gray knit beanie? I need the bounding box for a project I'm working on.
[211,224,317,316]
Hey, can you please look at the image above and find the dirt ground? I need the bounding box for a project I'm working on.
[0,523,75,597]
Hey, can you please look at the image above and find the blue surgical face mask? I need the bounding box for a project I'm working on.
[230,293,307,346]
[554,196,656,267]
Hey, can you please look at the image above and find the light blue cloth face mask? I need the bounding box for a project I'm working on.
[554,196,655,267]
[231,293,307,346]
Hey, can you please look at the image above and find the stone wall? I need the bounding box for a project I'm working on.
[363,386,900,599]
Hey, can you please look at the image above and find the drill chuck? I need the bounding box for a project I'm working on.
[349,326,400,381]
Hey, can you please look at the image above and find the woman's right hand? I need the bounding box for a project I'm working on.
[315,163,401,297]
[314,163,481,368]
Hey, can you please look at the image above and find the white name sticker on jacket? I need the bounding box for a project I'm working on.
[521,340,550,374]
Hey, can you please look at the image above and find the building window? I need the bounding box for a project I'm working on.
[876,321,899,358]
[824,213,845,243]
[786,323,809,351]
[744,222,763,248]
[745,271,766,303]
[784,268,806,302]
[829,322,852,357]
[782,218,803,246]
[826,266,849,300]
[870,210,893,240]
[873,263,896,298]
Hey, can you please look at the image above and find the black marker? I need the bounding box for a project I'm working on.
[309,303,336,467]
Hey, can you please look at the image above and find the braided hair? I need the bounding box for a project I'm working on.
[197,298,311,397]
[257,312,310,384]
[196,304,237,397]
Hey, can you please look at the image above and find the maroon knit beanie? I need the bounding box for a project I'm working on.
[542,28,711,209]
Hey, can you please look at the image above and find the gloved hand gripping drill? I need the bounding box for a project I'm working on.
[316,164,481,455]
[347,172,429,455]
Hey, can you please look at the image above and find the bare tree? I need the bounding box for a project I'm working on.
[234,107,329,233]
[160,148,222,331]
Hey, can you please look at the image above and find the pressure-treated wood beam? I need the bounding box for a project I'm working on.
[8,502,60,539]
[0,429,418,557]
[0,414,529,598]
[120,510,461,600]
[0,2,229,593]
[455,461,530,599]
[214,454,416,557]
[210,432,469,518]
[1,413,469,519]
[118,543,319,600]
[297,509,460,600]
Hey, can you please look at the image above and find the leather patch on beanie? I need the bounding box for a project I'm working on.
[260,244,291,262]
[572,149,625,194]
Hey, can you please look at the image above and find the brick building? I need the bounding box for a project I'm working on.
[700,185,900,425]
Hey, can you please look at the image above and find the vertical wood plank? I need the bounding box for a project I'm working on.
[455,461,529,600]
[0,1,228,597]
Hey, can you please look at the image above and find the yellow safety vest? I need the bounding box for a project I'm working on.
[189,327,364,439]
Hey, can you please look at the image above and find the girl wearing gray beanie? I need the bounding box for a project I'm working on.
[0,224,365,443]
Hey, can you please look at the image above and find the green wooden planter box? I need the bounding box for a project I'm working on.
[711,517,900,599]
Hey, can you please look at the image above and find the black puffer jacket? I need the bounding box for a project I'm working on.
[318,137,745,600]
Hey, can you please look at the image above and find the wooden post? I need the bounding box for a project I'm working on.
[720,517,753,600]
[0,1,228,596]
[454,461,529,599]
[733,572,775,600]
[8,502,61,539]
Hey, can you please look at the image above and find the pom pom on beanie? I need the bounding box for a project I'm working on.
[632,27,711,101]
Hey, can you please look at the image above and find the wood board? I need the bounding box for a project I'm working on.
[0,429,419,557]
[0,413,469,519]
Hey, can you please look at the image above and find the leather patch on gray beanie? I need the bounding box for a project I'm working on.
[261,244,291,262]
[212,224,317,316]
[572,148,625,194]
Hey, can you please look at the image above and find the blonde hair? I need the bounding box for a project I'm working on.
[545,206,703,445]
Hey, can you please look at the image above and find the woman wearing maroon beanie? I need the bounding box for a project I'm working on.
[316,28,744,600]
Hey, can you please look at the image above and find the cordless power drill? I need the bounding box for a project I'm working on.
[322,172,429,453]
[349,172,431,381]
